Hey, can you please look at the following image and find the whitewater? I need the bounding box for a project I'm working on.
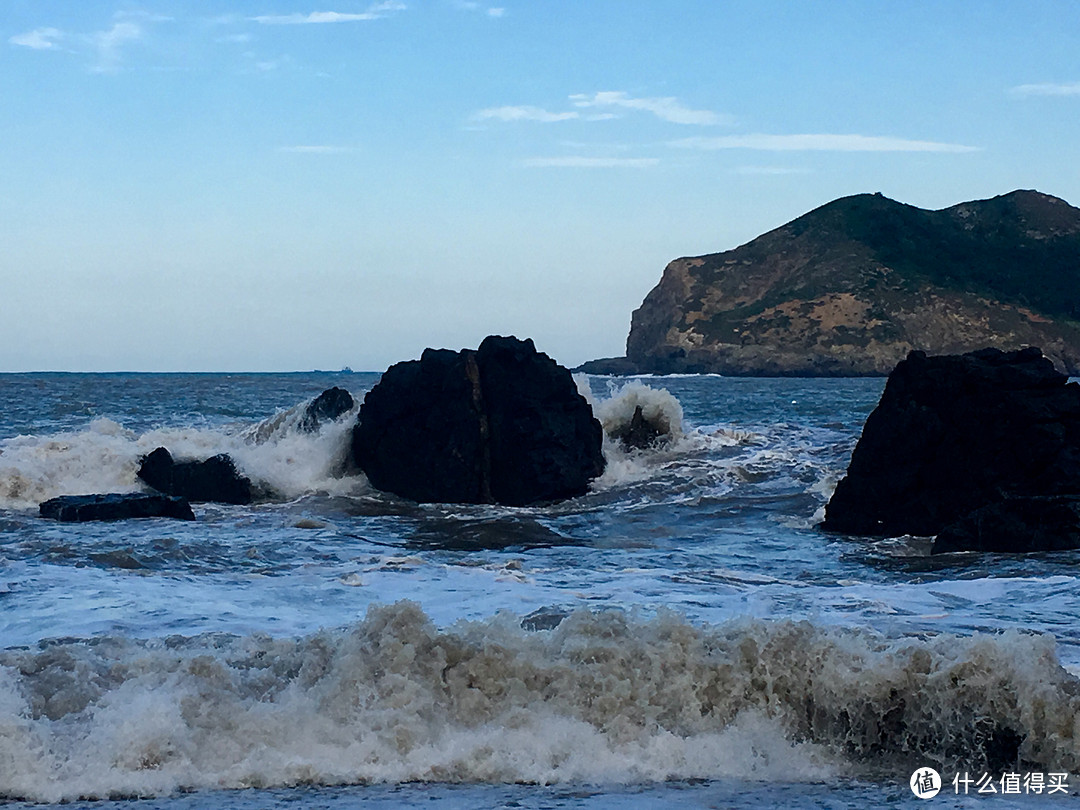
[1,371,1079,807]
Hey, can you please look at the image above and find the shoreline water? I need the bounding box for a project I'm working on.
[2,372,1079,806]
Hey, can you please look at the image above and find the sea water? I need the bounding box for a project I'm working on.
[2,372,1079,807]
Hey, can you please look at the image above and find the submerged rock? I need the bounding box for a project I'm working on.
[39,493,195,522]
[593,380,683,451]
[822,347,1080,550]
[298,387,355,433]
[610,405,662,450]
[137,447,253,505]
[353,335,605,506]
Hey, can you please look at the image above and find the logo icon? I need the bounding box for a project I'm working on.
[910,767,942,798]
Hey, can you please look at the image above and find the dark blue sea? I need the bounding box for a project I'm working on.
[2,372,1079,807]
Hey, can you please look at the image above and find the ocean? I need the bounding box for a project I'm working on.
[2,371,1079,808]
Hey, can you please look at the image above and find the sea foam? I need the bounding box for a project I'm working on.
[1,602,1077,802]
[0,395,362,510]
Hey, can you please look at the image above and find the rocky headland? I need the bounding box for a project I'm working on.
[582,190,1080,376]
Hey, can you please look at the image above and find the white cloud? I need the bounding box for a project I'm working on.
[89,21,142,72]
[253,4,406,24]
[671,133,980,153]
[732,165,812,176]
[476,105,578,123]
[254,12,379,24]
[454,2,506,16]
[116,10,174,23]
[9,27,64,50]
[523,156,659,168]
[569,91,729,125]
[1010,82,1080,97]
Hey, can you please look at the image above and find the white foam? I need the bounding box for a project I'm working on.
[0,395,365,509]
[592,379,684,443]
[3,602,1079,802]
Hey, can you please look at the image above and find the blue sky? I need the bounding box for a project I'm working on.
[2,1,1078,371]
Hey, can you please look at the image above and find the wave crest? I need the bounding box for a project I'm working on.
[0,394,363,509]
[2,602,1077,801]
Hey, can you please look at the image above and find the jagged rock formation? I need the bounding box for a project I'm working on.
[298,387,354,433]
[821,347,1080,552]
[137,447,253,505]
[352,336,605,506]
[590,190,1080,376]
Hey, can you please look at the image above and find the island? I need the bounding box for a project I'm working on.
[581,190,1080,376]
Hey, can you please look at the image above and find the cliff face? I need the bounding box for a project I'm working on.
[622,190,1080,376]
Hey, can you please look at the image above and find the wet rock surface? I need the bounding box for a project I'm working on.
[822,346,1080,551]
[298,386,355,433]
[932,496,1080,554]
[137,447,253,505]
[353,335,605,506]
[39,493,195,522]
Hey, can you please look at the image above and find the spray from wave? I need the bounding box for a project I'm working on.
[1,601,1076,802]
[576,379,758,492]
[0,393,362,510]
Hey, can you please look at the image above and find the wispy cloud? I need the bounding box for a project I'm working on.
[89,21,142,72]
[475,91,724,126]
[671,134,979,153]
[116,10,174,24]
[9,27,64,50]
[453,1,506,15]
[732,165,812,176]
[253,3,406,24]
[1010,82,1080,97]
[570,91,730,126]
[475,105,578,123]
[523,156,659,168]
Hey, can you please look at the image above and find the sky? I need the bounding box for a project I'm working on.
[2,1,1078,371]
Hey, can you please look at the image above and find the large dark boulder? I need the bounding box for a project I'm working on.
[933,496,1080,554]
[352,335,605,506]
[137,447,253,505]
[298,387,354,433]
[822,347,1080,539]
[40,493,195,522]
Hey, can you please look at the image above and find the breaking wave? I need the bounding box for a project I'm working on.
[580,379,760,491]
[2,602,1077,802]
[0,394,362,510]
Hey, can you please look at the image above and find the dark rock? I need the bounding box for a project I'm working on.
[610,404,668,450]
[477,336,606,505]
[137,447,253,505]
[39,493,195,522]
[89,549,146,569]
[822,347,1080,537]
[298,387,354,433]
[520,606,570,631]
[933,496,1080,554]
[354,347,490,503]
[573,356,641,375]
[353,335,605,506]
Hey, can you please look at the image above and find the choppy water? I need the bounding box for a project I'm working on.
[2,372,1079,807]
